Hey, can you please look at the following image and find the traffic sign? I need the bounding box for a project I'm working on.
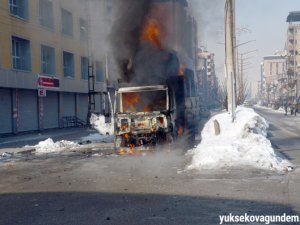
[38,89,47,97]
[38,75,60,89]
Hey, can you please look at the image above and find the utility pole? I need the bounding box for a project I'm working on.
[235,40,256,102]
[225,0,237,122]
[238,49,258,102]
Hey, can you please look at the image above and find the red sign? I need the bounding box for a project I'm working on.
[38,75,60,89]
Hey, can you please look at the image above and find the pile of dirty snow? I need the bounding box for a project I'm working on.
[32,138,79,153]
[90,114,114,135]
[187,106,292,171]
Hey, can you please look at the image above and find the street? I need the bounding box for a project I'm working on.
[254,106,300,166]
[0,107,299,225]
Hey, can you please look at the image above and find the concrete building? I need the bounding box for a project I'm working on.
[286,11,300,96]
[0,0,111,134]
[197,47,219,108]
[262,54,287,105]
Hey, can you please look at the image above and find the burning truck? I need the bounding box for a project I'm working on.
[113,68,201,151]
[108,0,203,151]
[114,85,172,150]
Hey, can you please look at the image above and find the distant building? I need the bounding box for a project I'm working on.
[286,11,300,96]
[197,47,219,108]
[0,0,112,134]
[262,54,287,105]
[263,55,287,85]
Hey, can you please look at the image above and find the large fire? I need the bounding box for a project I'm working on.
[123,93,139,112]
[141,19,162,48]
[122,92,153,113]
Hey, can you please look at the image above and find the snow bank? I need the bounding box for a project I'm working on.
[33,138,79,153]
[0,152,13,161]
[187,106,292,171]
[90,114,114,135]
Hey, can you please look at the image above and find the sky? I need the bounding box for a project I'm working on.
[197,0,300,86]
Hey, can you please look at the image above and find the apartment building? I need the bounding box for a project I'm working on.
[0,0,111,134]
[262,54,287,104]
[197,47,218,108]
[263,55,287,85]
[287,11,300,96]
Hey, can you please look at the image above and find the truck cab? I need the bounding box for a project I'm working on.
[114,85,174,150]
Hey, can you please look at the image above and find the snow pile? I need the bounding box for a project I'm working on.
[33,138,79,153]
[90,114,114,135]
[0,152,13,161]
[81,133,114,143]
[187,106,292,171]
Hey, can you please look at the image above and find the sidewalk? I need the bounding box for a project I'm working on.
[0,127,96,152]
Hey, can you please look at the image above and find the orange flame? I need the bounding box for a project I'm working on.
[178,126,184,136]
[123,92,153,113]
[123,93,139,112]
[124,133,129,139]
[117,149,127,155]
[144,105,151,112]
[117,145,143,156]
[179,64,185,76]
[157,117,164,124]
[128,144,136,155]
[141,20,161,48]
[121,124,129,131]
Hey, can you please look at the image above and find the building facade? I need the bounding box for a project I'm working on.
[197,47,219,109]
[262,54,287,105]
[0,0,111,134]
[286,11,300,97]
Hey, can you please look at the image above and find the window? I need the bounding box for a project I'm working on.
[81,57,88,80]
[63,51,74,77]
[39,0,54,29]
[41,45,55,75]
[96,61,104,82]
[11,36,31,71]
[9,0,28,19]
[80,18,88,42]
[61,9,73,37]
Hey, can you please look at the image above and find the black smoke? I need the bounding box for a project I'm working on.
[109,0,180,86]
[109,0,151,83]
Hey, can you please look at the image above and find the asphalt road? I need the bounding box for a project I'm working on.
[1,108,300,225]
[254,106,300,166]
